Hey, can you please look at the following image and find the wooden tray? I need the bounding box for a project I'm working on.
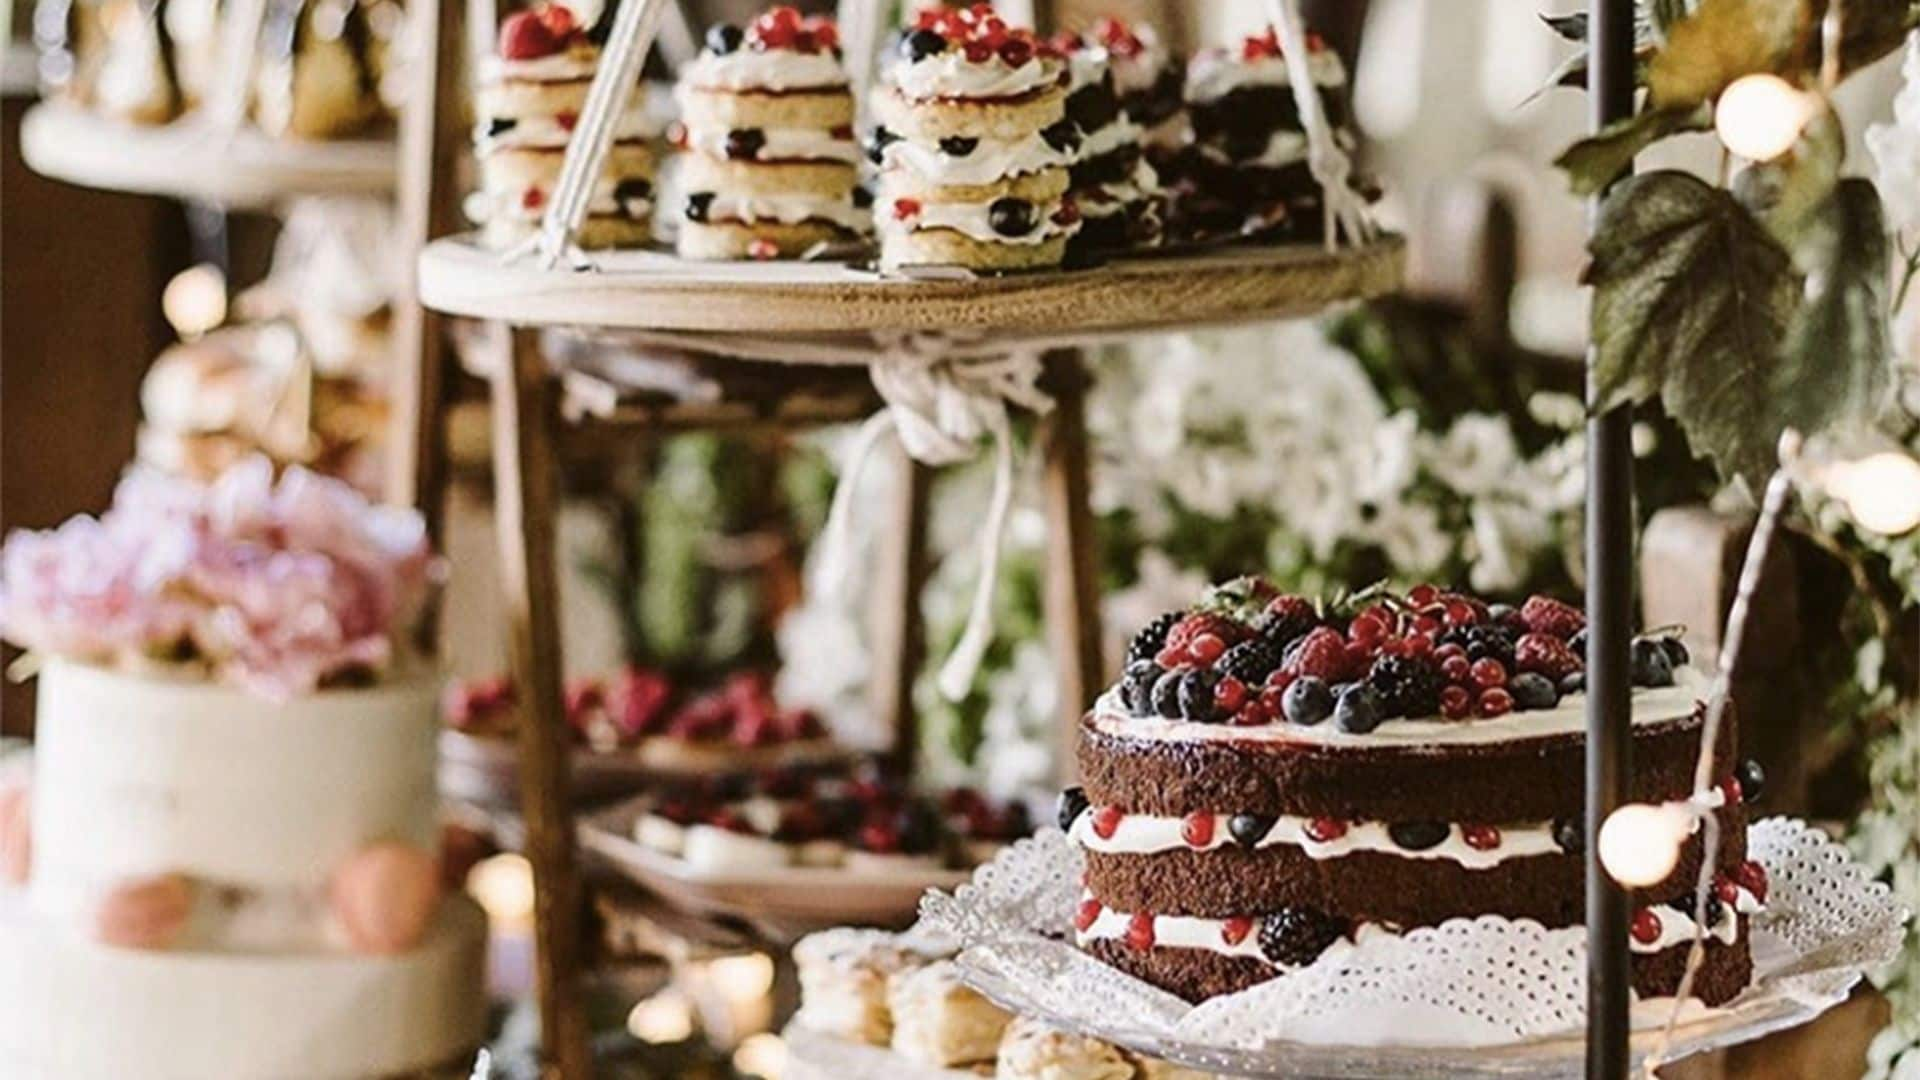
[416,232,1404,344]
[20,103,395,206]
[580,796,969,938]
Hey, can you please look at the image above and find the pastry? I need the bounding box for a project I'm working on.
[887,959,1013,1066]
[793,927,947,1045]
[1052,21,1167,258]
[996,1015,1214,1080]
[672,7,868,260]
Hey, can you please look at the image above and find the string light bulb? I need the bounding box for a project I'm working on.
[1598,802,1695,887]
[1822,452,1920,536]
[1713,74,1817,162]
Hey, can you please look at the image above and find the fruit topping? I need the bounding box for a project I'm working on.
[1091,805,1124,839]
[1462,825,1501,851]
[1074,897,1101,931]
[1227,813,1274,848]
[705,23,744,54]
[1221,916,1255,946]
[685,191,715,222]
[1180,812,1215,848]
[1553,818,1584,854]
[1177,668,1223,723]
[1735,759,1765,804]
[1125,911,1156,951]
[1438,684,1472,719]
[1365,654,1442,719]
[1304,817,1347,843]
[1515,632,1583,681]
[1332,683,1382,733]
[1388,821,1449,851]
[1507,672,1560,711]
[1630,638,1676,687]
[1476,686,1514,718]
[1040,118,1083,154]
[499,9,567,60]
[1734,859,1769,903]
[1121,659,1162,716]
[1149,670,1184,719]
[1630,908,1663,945]
[1125,611,1182,666]
[724,128,767,160]
[1259,906,1346,967]
[1520,595,1586,639]
[1056,786,1088,831]
[938,135,979,156]
[1281,626,1351,683]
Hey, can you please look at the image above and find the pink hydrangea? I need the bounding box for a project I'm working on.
[0,457,437,698]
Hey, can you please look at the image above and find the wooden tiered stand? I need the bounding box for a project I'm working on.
[393,2,1402,1075]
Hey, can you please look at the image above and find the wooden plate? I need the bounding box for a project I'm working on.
[416,232,1404,346]
[20,103,394,206]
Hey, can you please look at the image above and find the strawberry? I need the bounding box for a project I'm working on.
[499,10,560,59]
[1515,632,1583,681]
[535,2,576,39]
[1282,627,1351,682]
[1520,595,1586,640]
[1166,613,1247,652]
[1734,860,1769,904]
[1181,812,1215,848]
[1221,916,1255,946]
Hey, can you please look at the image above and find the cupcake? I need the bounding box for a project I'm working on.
[469,2,655,250]
[1052,23,1166,259]
[672,7,869,260]
[871,4,1082,273]
[1179,26,1358,243]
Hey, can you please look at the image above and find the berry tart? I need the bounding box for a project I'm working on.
[1051,22,1168,259]
[469,2,655,250]
[1176,27,1362,244]
[672,8,870,260]
[871,4,1082,272]
[1066,578,1762,1006]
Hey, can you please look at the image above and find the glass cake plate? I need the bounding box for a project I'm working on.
[916,819,1907,1079]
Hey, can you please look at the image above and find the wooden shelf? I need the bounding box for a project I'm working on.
[417,232,1406,344]
[20,103,394,206]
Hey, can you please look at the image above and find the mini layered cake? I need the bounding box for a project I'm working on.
[1065,579,1765,1007]
[1179,28,1359,243]
[471,2,654,249]
[1099,19,1186,180]
[1053,21,1167,259]
[872,5,1082,272]
[673,7,868,260]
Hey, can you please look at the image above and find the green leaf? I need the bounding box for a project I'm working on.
[1777,177,1895,439]
[1647,0,1806,110]
[1732,103,1844,248]
[1555,105,1711,196]
[1585,171,1799,484]
[1805,1,1920,83]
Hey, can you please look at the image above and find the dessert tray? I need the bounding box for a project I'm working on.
[917,820,1906,1079]
[19,104,395,206]
[579,797,971,937]
[437,729,851,808]
[415,233,1404,343]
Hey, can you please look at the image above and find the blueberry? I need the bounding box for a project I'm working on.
[1281,676,1332,726]
[613,177,651,211]
[1122,659,1163,716]
[1569,628,1588,660]
[939,135,979,157]
[1552,818,1584,854]
[1259,907,1346,967]
[705,23,744,55]
[1040,118,1083,155]
[1332,684,1382,734]
[1150,670,1184,719]
[1631,638,1675,687]
[1672,889,1725,927]
[1736,758,1766,804]
[1228,813,1274,847]
[1388,821,1449,851]
[1055,786,1088,831]
[725,128,767,160]
[866,126,900,165]
[987,198,1036,237]
[1509,672,1559,711]
[684,191,715,222]
[1177,668,1222,723]
[902,28,946,62]
[485,116,517,137]
[1559,671,1586,696]
[1659,635,1690,669]
[851,184,874,209]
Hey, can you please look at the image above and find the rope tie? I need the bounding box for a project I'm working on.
[814,340,1051,702]
[1263,0,1377,250]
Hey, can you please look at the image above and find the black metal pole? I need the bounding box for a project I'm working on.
[1585,1,1636,1078]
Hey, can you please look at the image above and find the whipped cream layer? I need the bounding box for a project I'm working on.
[695,191,870,232]
[477,106,654,153]
[1186,48,1348,104]
[1199,128,1308,168]
[880,131,1068,185]
[683,48,849,92]
[480,51,600,83]
[1078,159,1162,219]
[893,52,1062,101]
[879,195,1080,246]
[473,178,651,223]
[682,125,861,164]
[1090,668,1707,750]
[1079,116,1143,162]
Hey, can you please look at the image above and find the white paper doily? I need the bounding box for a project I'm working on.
[917,818,1906,1078]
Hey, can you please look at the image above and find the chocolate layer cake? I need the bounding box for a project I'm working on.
[1062,580,1767,1008]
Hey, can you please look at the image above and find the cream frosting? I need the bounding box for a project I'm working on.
[682,125,861,164]
[695,191,870,231]
[879,131,1068,185]
[879,194,1081,246]
[480,51,600,83]
[1079,116,1143,163]
[1077,158,1163,219]
[1109,34,1174,97]
[476,106,654,152]
[682,47,849,92]
[1199,128,1309,168]
[1090,668,1707,750]
[1185,47,1349,104]
[892,52,1062,102]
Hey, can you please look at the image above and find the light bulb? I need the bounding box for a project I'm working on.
[464,853,535,927]
[733,1032,786,1078]
[1826,452,1920,536]
[627,992,694,1043]
[1598,803,1694,887]
[1714,74,1815,162]
[161,264,227,339]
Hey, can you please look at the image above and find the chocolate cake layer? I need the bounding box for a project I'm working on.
[1083,921,1752,1007]
[1081,806,1747,924]
[1077,705,1735,823]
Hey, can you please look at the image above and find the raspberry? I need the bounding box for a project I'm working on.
[892,198,923,221]
[535,2,575,38]
[1125,912,1155,951]
[1515,633,1583,681]
[1734,860,1769,903]
[1630,908,1663,945]
[1181,812,1215,848]
[1477,687,1513,717]
[1074,897,1101,931]
[808,17,839,49]
[1714,876,1741,905]
[1221,917,1254,946]
[1521,595,1586,640]
[1281,626,1351,683]
[1469,658,1508,689]
[521,186,546,210]
[1462,825,1501,851]
[1091,805,1123,839]
[1167,613,1247,652]
[1304,818,1347,843]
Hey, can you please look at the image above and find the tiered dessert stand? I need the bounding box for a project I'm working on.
[395,0,1400,1074]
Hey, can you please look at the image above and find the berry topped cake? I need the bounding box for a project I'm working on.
[1051,21,1167,259]
[1063,578,1763,1007]
[1093,17,1186,178]
[672,8,870,260]
[871,4,1082,272]
[470,2,656,249]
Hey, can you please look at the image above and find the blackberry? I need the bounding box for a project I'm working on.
[1439,624,1516,669]
[1252,607,1319,652]
[1259,907,1347,967]
[1121,659,1162,716]
[1217,637,1283,686]
[1365,655,1443,719]
[1126,611,1182,666]
[1056,786,1089,831]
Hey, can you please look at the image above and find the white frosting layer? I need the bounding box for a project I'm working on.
[698,192,870,231]
[477,105,654,152]
[683,47,849,92]
[0,891,486,1079]
[28,660,440,951]
[1632,886,1758,954]
[1110,36,1174,96]
[1200,128,1308,168]
[682,125,861,164]
[1078,158,1163,219]
[879,131,1068,185]
[475,177,651,223]
[893,52,1061,101]
[1066,48,1108,94]
[1185,47,1348,104]
[880,195,1081,246]
[480,51,599,83]
[1090,668,1707,750]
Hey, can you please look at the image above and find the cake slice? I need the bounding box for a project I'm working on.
[470,2,655,250]
[672,7,868,260]
[888,959,1013,1066]
[1052,21,1167,259]
[871,4,1081,272]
